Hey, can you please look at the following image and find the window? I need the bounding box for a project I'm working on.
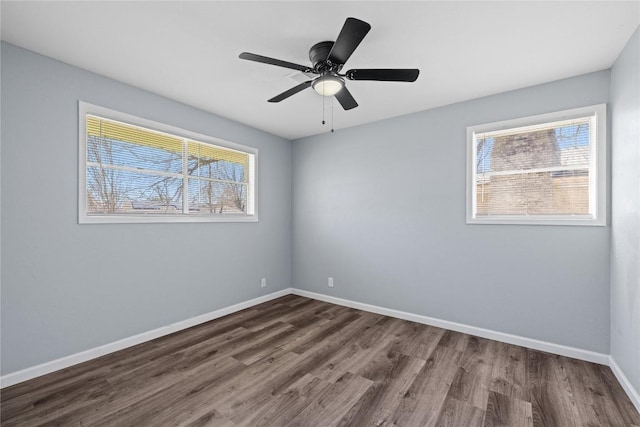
[79,102,257,223]
[466,104,606,226]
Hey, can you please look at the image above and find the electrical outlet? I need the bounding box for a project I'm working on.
[328,277,334,287]
[261,278,267,288]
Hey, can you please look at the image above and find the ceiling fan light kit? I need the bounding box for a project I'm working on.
[239,17,419,111]
[312,75,344,96]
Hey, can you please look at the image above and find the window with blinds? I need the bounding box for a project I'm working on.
[79,102,257,223]
[467,104,606,225]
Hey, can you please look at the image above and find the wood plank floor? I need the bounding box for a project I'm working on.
[2,295,639,426]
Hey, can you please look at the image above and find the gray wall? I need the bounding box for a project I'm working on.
[1,43,292,375]
[292,71,611,353]
[3,37,628,378]
[610,28,640,394]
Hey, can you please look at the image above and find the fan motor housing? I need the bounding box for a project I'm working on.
[309,41,336,71]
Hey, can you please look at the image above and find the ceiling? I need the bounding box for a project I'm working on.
[2,1,638,140]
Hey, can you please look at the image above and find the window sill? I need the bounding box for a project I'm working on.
[466,216,605,226]
[79,214,259,224]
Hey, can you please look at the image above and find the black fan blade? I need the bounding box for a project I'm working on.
[327,18,371,65]
[345,69,420,82]
[335,86,358,110]
[239,52,311,72]
[268,81,313,103]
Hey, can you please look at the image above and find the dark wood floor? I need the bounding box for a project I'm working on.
[2,295,639,426]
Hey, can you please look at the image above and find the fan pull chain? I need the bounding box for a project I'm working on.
[322,95,326,125]
[331,97,334,133]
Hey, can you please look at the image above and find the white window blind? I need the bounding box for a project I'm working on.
[467,104,606,226]
[79,102,257,223]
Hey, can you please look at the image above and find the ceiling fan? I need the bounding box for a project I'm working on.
[239,17,419,110]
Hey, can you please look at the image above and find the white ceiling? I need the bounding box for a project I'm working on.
[2,1,638,140]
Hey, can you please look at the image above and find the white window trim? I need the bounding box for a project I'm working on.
[466,104,607,226]
[78,101,258,224]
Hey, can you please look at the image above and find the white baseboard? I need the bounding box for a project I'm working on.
[0,286,626,407]
[0,288,291,389]
[610,356,640,413]
[291,289,610,365]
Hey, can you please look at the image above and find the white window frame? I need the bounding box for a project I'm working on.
[78,101,258,224]
[466,104,607,226]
